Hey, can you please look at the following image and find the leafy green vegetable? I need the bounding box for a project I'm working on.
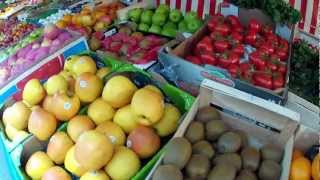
[230,0,301,25]
[289,40,319,106]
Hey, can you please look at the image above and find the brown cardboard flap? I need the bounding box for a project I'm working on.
[200,79,299,146]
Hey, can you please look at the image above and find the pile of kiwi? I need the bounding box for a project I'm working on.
[152,106,284,180]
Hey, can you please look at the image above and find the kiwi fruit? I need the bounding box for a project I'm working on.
[236,169,257,180]
[163,137,192,169]
[258,160,281,180]
[195,106,220,122]
[152,164,183,180]
[208,164,237,180]
[185,121,205,143]
[205,120,228,141]
[185,154,210,179]
[212,153,242,171]
[261,144,283,163]
[233,130,248,147]
[217,131,242,153]
[241,147,261,171]
[192,140,215,159]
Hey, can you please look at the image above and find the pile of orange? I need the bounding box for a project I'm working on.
[55,2,125,34]
[290,149,320,180]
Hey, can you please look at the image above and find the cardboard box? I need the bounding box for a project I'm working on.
[0,36,89,103]
[6,67,194,180]
[158,4,294,105]
[97,21,181,70]
[147,79,300,179]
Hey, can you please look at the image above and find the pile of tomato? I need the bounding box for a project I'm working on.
[185,14,289,90]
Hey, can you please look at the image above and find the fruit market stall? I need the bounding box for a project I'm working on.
[0,0,318,180]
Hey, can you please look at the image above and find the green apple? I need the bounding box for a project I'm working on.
[138,23,150,32]
[163,21,177,30]
[152,13,167,26]
[148,25,162,34]
[187,19,202,33]
[128,8,143,23]
[155,4,170,15]
[161,28,177,37]
[140,10,154,25]
[178,20,188,32]
[184,11,198,22]
[169,9,182,23]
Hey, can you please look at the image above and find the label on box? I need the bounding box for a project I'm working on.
[275,24,292,42]
[220,3,239,16]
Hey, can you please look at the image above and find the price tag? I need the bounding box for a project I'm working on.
[104,28,117,37]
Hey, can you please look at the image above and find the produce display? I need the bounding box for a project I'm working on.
[184,14,289,90]
[2,54,182,179]
[96,25,169,64]
[54,2,125,37]
[290,146,320,180]
[128,5,203,37]
[153,106,285,180]
[0,28,42,62]
[0,25,74,87]
[289,39,319,106]
[0,1,318,180]
[0,18,36,49]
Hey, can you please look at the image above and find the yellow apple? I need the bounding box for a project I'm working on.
[113,105,139,134]
[153,103,181,137]
[96,121,126,146]
[23,79,46,106]
[2,101,30,130]
[64,146,88,176]
[96,67,111,79]
[131,88,164,126]
[102,75,137,108]
[88,98,115,125]
[25,151,54,179]
[72,56,97,76]
[105,146,141,180]
[45,74,68,95]
[80,170,110,180]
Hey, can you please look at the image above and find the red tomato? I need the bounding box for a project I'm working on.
[218,52,240,68]
[276,49,288,61]
[249,51,267,70]
[214,40,230,53]
[234,25,244,33]
[240,62,253,80]
[277,63,287,75]
[245,31,257,45]
[253,37,266,48]
[278,38,289,52]
[261,25,274,36]
[200,53,217,66]
[210,31,223,40]
[232,44,245,56]
[196,36,214,54]
[266,61,278,71]
[230,31,243,44]
[226,15,241,27]
[214,23,231,36]
[228,64,240,78]
[272,73,285,89]
[259,42,275,55]
[248,19,261,33]
[208,14,224,32]
[253,72,273,89]
[266,34,279,46]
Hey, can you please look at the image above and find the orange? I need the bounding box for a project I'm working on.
[56,20,67,29]
[312,153,320,180]
[292,149,304,160]
[290,157,312,180]
[62,14,72,23]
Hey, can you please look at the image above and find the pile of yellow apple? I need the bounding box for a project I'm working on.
[2,54,181,180]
